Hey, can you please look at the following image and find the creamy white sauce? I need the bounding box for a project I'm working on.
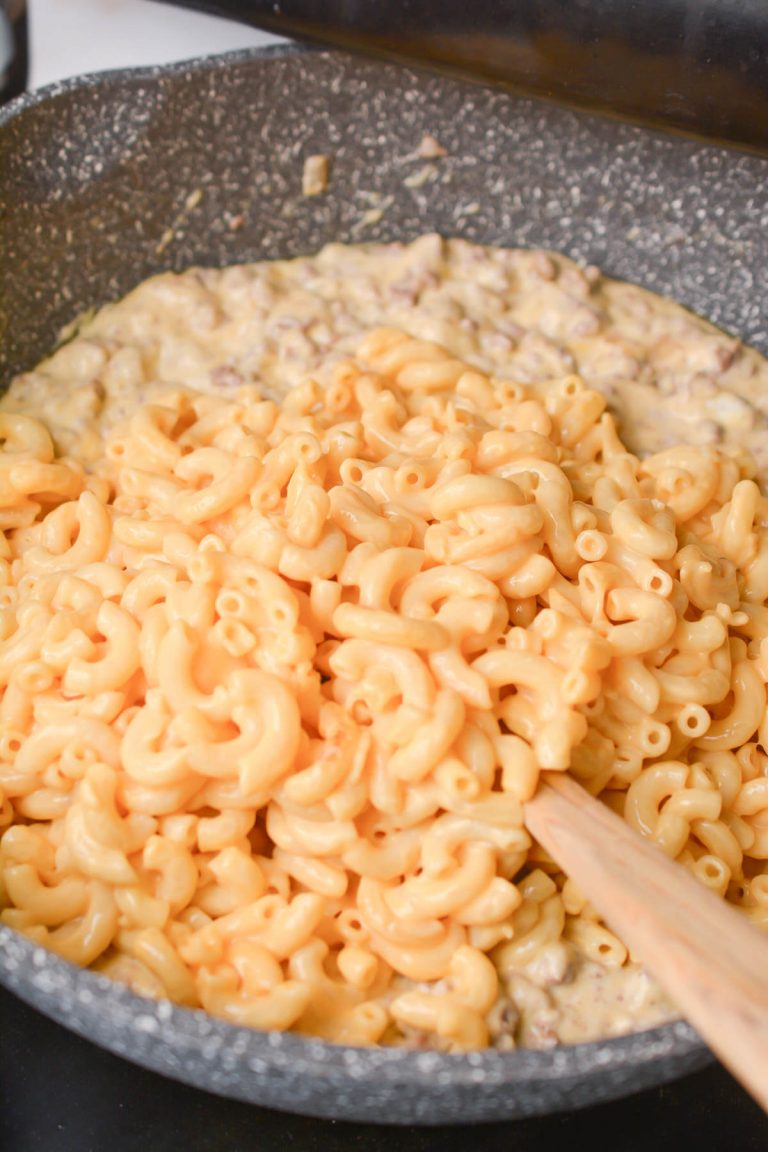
[6,235,767,481]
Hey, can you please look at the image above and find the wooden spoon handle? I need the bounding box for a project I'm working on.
[523,772,768,1112]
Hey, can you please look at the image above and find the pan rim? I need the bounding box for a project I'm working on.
[0,41,316,130]
[0,924,709,1114]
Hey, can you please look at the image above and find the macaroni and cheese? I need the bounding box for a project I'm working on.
[1,236,766,1051]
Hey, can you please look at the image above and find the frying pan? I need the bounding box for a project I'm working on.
[0,43,767,1124]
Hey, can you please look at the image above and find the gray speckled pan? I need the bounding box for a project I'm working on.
[1,44,766,1125]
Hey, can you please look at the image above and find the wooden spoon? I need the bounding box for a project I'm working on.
[523,772,768,1112]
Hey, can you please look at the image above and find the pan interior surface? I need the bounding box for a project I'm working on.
[1,44,766,1123]
[2,43,767,387]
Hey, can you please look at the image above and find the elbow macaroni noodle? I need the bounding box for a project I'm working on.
[2,311,768,1052]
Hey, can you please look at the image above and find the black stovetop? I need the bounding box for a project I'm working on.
[2,985,766,1151]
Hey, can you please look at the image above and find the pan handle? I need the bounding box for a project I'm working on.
[0,0,27,105]
[153,0,768,156]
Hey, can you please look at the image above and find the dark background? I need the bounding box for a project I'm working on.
[2,985,767,1151]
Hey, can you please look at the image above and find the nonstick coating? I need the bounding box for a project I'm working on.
[0,44,766,1124]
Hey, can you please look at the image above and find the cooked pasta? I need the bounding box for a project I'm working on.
[2,239,768,1052]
